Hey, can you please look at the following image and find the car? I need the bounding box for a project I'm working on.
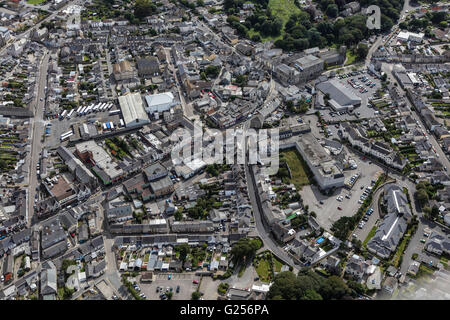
[176,285,180,293]
[170,287,173,292]
[420,239,426,243]
[337,207,342,210]
[423,232,430,237]
[168,274,172,280]
[156,287,160,293]
[193,280,199,284]
[159,293,166,299]
[1,275,4,282]
[363,216,369,222]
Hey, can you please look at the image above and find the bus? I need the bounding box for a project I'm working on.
[59,110,67,120]
[110,122,114,130]
[67,109,74,119]
[76,106,82,114]
[106,122,110,129]
[119,119,124,127]
[107,103,113,110]
[102,123,107,130]
[60,130,73,141]
[109,109,121,116]
[79,106,87,116]
[101,103,108,111]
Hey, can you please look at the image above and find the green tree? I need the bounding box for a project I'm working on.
[430,205,440,220]
[191,291,201,300]
[205,65,220,78]
[356,43,369,61]
[176,243,190,262]
[415,188,429,206]
[134,0,156,19]
[326,4,338,18]
[230,238,262,264]
[0,159,8,171]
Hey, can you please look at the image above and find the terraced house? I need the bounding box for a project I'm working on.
[340,122,407,170]
[367,184,412,259]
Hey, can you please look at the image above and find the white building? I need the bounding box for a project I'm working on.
[144,92,177,115]
[397,31,424,43]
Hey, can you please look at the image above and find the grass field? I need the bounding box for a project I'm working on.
[279,150,311,190]
[27,0,46,4]
[255,258,272,282]
[248,28,283,42]
[345,50,358,66]
[273,256,284,273]
[249,0,301,42]
[268,0,301,26]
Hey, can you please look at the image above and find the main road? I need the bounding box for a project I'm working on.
[27,50,49,227]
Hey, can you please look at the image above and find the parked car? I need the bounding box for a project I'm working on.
[176,285,180,293]
[168,274,172,280]
[193,280,199,284]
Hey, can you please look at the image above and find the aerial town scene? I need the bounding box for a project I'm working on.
[0,0,448,304]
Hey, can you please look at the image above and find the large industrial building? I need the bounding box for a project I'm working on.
[118,93,150,127]
[144,92,177,115]
[316,79,362,111]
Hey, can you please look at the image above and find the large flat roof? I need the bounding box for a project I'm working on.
[145,92,174,107]
[316,79,361,106]
[118,93,149,127]
[75,140,123,180]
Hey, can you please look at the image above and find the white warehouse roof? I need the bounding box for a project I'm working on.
[118,93,149,127]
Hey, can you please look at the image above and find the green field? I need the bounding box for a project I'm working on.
[273,257,284,273]
[255,258,271,282]
[268,0,301,26]
[249,0,302,42]
[248,28,283,42]
[27,0,46,4]
[345,50,357,65]
[279,150,311,190]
